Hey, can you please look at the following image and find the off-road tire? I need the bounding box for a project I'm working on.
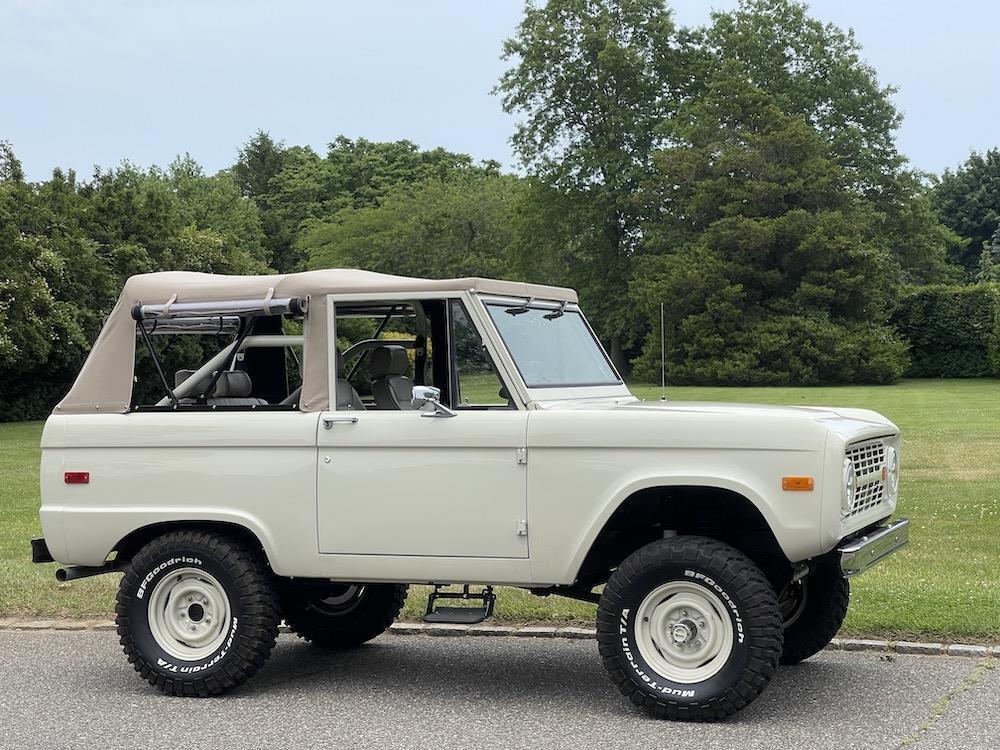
[116,530,280,697]
[779,558,849,665]
[597,536,783,721]
[284,583,408,649]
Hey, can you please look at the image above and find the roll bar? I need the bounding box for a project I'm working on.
[131,295,308,322]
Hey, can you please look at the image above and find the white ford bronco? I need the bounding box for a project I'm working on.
[32,269,908,720]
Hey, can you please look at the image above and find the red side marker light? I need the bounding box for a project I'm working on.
[64,472,90,484]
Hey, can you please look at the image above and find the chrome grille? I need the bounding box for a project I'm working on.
[845,439,886,517]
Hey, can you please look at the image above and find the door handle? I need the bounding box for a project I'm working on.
[322,415,359,429]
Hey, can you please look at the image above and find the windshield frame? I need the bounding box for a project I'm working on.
[483,300,623,389]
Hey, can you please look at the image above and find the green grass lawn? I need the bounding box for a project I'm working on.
[4,379,1000,642]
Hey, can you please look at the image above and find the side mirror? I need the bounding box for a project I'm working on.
[411,385,456,418]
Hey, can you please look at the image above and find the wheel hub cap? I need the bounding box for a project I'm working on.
[147,567,232,661]
[635,581,735,684]
[670,620,696,644]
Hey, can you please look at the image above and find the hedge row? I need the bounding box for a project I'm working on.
[892,284,1000,378]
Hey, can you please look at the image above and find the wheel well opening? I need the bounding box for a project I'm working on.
[112,521,268,567]
[577,486,791,591]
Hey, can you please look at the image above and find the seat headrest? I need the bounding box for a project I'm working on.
[213,370,252,398]
[174,369,252,398]
[371,345,409,378]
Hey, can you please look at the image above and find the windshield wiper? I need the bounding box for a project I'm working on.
[543,301,568,320]
[504,297,534,315]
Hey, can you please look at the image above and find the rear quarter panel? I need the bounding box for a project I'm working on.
[39,412,320,572]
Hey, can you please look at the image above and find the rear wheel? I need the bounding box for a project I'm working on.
[116,530,280,696]
[597,536,783,721]
[778,558,849,665]
[283,583,407,648]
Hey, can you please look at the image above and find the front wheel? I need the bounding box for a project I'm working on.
[778,557,849,665]
[116,530,280,696]
[597,536,783,721]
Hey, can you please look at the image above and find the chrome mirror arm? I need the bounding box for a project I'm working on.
[410,385,457,418]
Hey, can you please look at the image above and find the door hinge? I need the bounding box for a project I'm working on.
[517,519,528,537]
[515,447,528,465]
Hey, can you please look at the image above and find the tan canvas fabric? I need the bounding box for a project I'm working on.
[53,269,577,415]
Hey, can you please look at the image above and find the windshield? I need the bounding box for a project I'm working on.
[486,303,621,388]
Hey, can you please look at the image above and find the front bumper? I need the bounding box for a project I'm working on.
[837,518,910,577]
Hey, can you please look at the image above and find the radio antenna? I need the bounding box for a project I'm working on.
[660,302,666,401]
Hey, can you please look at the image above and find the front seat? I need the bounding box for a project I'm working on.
[370,345,413,410]
[335,348,365,411]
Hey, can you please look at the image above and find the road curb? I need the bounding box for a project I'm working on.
[0,618,996,658]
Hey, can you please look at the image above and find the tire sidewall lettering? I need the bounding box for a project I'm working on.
[136,556,202,600]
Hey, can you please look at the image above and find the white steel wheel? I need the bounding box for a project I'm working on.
[634,580,735,684]
[146,567,232,661]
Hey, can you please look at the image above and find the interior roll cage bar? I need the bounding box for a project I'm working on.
[132,292,308,410]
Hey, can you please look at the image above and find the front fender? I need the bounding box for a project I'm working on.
[564,473,804,583]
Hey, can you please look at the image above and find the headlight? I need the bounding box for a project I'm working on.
[841,458,856,514]
[885,446,899,498]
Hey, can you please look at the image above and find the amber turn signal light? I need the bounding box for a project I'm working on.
[782,476,814,491]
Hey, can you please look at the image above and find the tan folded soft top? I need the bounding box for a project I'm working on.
[54,268,577,415]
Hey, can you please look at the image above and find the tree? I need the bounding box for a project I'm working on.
[932,149,1000,277]
[301,174,525,280]
[701,0,958,284]
[868,172,963,285]
[0,155,92,419]
[496,0,689,368]
[234,131,292,270]
[978,224,1000,283]
[234,130,288,201]
[702,0,902,196]
[632,66,907,385]
[242,136,490,272]
[165,155,268,264]
[0,141,24,183]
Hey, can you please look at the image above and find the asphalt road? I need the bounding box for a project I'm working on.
[0,630,994,750]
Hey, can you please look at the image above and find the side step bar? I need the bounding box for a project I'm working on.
[424,585,496,625]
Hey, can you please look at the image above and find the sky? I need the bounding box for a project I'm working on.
[2,0,997,182]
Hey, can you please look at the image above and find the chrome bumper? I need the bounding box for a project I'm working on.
[838,518,910,577]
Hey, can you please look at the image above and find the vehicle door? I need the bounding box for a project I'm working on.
[316,294,529,558]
